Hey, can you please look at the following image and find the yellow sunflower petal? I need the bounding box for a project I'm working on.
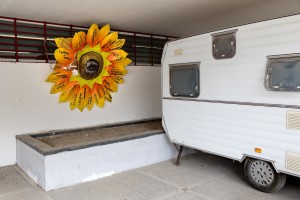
[86,95,94,111]
[91,84,105,108]
[54,48,75,66]
[108,50,128,62]
[103,77,118,92]
[53,63,62,70]
[110,39,125,50]
[110,69,127,76]
[59,82,79,103]
[50,80,68,94]
[92,84,104,97]
[103,88,112,102]
[46,73,69,83]
[83,86,91,109]
[72,31,86,52]
[84,88,94,111]
[69,94,77,110]
[97,98,105,108]
[108,58,131,75]
[46,69,71,83]
[93,93,105,108]
[110,65,128,75]
[101,32,118,51]
[46,73,60,83]
[86,24,99,47]
[111,75,124,84]
[98,24,110,43]
[55,38,73,50]
[113,58,132,67]
[75,85,89,112]
[52,68,72,76]
[76,88,84,111]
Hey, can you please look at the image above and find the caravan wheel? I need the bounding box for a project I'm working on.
[244,158,286,193]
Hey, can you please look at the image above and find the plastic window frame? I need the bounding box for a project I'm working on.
[264,54,300,92]
[211,29,237,60]
[169,62,200,98]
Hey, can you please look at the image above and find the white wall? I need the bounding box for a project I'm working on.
[0,62,162,166]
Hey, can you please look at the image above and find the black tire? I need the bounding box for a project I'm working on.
[244,158,286,193]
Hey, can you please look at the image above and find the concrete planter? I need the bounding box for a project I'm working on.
[16,121,178,191]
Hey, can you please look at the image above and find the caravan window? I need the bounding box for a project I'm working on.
[212,30,237,59]
[265,55,300,91]
[169,63,199,97]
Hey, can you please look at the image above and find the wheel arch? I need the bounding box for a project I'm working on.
[240,154,279,173]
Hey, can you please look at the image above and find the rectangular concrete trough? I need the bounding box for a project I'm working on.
[16,119,179,191]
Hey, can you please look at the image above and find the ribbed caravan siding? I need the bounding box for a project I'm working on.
[162,14,300,105]
[164,100,300,156]
[162,14,300,175]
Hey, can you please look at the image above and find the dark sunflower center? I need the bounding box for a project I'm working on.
[78,51,103,80]
[85,59,99,75]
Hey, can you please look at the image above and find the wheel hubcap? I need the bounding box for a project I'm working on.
[250,160,274,186]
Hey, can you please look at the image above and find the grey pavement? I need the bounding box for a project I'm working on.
[0,152,300,200]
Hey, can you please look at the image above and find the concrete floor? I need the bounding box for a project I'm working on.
[1,152,300,200]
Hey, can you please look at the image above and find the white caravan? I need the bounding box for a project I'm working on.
[161,14,300,193]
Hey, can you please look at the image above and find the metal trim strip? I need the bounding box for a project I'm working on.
[163,97,300,109]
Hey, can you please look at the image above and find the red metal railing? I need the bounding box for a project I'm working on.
[0,16,177,65]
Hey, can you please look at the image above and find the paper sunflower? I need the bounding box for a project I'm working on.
[46,24,131,111]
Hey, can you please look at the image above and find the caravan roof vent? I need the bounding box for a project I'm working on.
[212,29,237,59]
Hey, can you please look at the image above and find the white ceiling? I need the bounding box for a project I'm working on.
[1,0,300,37]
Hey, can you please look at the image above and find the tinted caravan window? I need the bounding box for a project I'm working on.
[212,30,237,59]
[265,55,300,91]
[169,63,199,97]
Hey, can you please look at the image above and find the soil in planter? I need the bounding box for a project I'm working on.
[36,120,163,148]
